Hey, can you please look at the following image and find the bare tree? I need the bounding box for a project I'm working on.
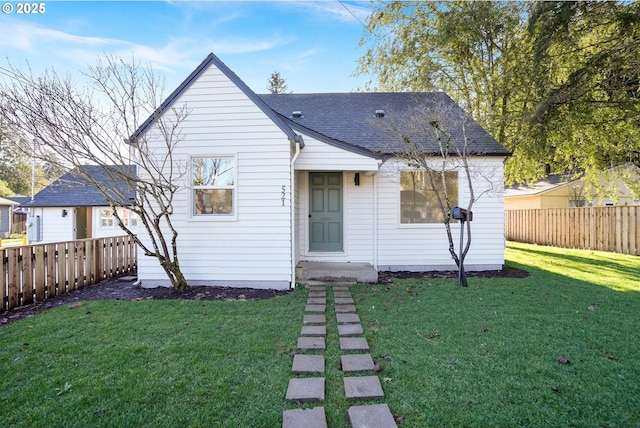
[0,56,190,290]
[383,99,501,286]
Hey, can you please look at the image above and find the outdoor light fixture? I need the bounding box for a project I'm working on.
[354,172,360,186]
[61,209,68,217]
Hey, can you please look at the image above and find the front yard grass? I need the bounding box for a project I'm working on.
[1,242,639,427]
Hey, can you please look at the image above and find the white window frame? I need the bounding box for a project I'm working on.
[98,207,139,229]
[398,168,460,227]
[190,155,238,221]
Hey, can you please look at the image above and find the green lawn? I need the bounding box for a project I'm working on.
[1,242,639,427]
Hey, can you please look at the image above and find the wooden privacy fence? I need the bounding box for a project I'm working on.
[505,206,640,256]
[1,235,137,313]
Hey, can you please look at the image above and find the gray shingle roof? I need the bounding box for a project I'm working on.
[259,92,510,157]
[21,165,136,208]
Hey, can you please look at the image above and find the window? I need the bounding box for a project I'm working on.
[400,170,458,224]
[99,208,114,227]
[192,157,236,216]
[99,207,139,228]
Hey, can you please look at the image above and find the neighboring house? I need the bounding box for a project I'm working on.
[505,167,640,210]
[130,53,510,289]
[20,165,137,243]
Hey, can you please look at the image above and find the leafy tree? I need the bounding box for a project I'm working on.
[0,56,190,291]
[359,0,640,199]
[358,1,529,144]
[0,179,13,197]
[516,1,640,193]
[267,71,289,94]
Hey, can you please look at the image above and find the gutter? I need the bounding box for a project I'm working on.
[290,139,302,289]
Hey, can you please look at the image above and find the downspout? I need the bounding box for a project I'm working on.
[290,139,301,289]
[373,172,378,270]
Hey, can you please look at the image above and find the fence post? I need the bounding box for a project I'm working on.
[0,248,5,314]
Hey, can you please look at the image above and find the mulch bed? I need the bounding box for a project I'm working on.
[1,266,528,326]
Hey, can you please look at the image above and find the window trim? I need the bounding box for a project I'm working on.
[398,168,461,227]
[189,155,238,221]
[98,207,138,229]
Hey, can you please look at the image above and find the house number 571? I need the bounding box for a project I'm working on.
[281,186,286,206]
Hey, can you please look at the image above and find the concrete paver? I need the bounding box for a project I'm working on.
[297,337,326,350]
[309,286,326,291]
[335,297,355,305]
[305,304,326,313]
[339,337,369,351]
[344,376,385,400]
[286,377,325,402]
[338,323,364,336]
[283,406,328,428]
[341,354,375,372]
[307,297,327,305]
[333,291,352,298]
[303,314,326,324]
[333,286,350,292]
[348,404,397,428]
[335,305,357,313]
[292,354,325,374]
[336,313,360,324]
[301,325,327,337]
[308,291,327,298]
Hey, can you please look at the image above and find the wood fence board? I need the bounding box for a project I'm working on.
[0,249,5,313]
[57,243,67,295]
[35,246,45,302]
[22,248,33,305]
[7,249,19,310]
[67,243,76,292]
[46,244,56,297]
[77,241,85,289]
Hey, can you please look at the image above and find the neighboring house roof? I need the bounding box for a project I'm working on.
[21,165,136,208]
[129,53,302,146]
[5,196,31,205]
[0,197,20,206]
[504,174,579,198]
[259,92,510,157]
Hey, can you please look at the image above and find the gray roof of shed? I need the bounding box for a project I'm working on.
[21,165,135,208]
[259,92,510,157]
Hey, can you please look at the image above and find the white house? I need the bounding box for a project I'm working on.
[131,53,510,289]
[21,165,137,243]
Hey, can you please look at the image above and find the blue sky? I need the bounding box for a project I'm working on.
[0,1,376,94]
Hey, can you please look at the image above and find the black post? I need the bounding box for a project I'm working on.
[458,217,465,287]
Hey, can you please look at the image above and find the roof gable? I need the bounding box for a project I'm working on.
[22,165,135,208]
[129,53,301,145]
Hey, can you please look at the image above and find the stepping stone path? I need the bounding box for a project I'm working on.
[283,285,397,428]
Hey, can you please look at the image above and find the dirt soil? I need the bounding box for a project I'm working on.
[1,267,528,326]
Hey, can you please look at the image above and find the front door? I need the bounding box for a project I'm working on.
[309,172,343,252]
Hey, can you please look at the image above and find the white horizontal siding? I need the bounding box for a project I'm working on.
[34,207,74,243]
[295,135,381,171]
[376,157,506,271]
[136,62,293,289]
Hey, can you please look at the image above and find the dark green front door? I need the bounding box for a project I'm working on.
[309,172,343,252]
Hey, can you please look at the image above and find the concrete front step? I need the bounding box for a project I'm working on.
[296,262,378,284]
